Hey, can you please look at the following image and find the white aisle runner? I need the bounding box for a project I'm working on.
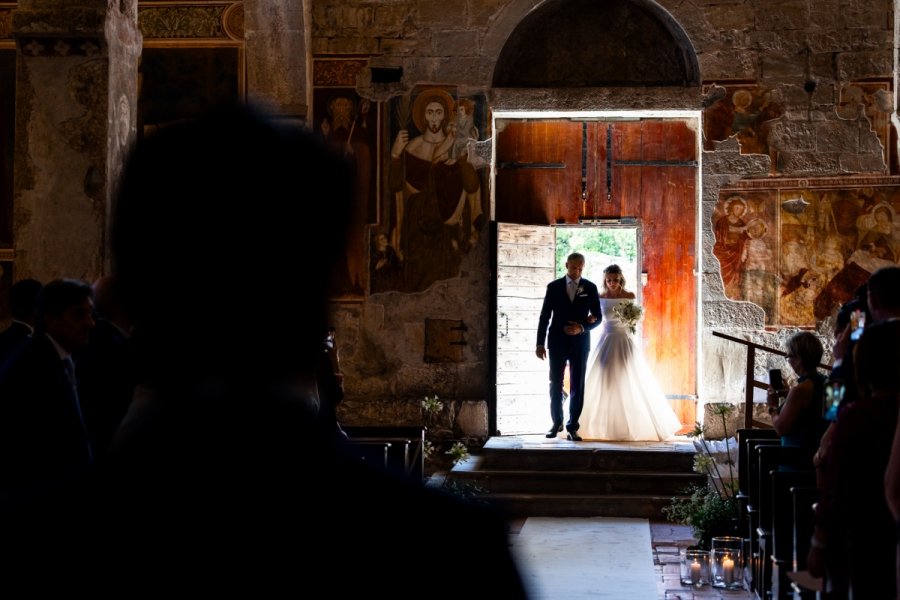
[510,517,658,600]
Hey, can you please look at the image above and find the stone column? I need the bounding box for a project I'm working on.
[12,0,141,281]
[243,0,309,121]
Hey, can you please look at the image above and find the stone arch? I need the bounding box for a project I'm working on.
[490,0,699,88]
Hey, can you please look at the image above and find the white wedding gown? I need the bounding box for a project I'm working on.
[579,298,682,441]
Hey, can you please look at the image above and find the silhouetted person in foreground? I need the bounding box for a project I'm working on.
[3,102,527,597]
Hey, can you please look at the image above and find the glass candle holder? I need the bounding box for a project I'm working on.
[710,536,743,589]
[680,547,709,586]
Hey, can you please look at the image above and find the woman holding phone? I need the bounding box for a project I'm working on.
[766,331,829,467]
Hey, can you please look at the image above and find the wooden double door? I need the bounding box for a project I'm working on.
[492,117,699,436]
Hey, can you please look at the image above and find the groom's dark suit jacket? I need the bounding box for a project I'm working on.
[536,277,602,352]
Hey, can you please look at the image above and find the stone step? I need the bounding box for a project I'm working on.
[476,447,698,472]
[441,434,708,519]
[451,456,704,495]
[477,492,687,519]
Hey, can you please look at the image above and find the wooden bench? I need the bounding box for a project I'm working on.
[344,426,426,484]
[754,444,813,600]
[770,469,816,600]
[344,440,391,470]
[790,489,820,600]
[743,436,782,593]
[737,428,779,539]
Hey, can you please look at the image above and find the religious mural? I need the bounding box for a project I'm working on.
[312,58,379,301]
[703,80,895,174]
[834,80,895,170]
[714,177,900,328]
[377,86,490,294]
[702,83,785,163]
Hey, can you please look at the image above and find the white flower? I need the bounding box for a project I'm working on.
[612,301,643,334]
[576,285,584,295]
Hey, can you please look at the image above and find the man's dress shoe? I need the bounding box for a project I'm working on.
[546,424,563,438]
[566,427,582,442]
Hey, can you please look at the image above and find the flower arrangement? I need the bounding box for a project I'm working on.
[421,394,443,426]
[445,441,471,465]
[662,404,739,548]
[612,300,643,334]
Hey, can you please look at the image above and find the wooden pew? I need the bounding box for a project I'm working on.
[344,426,426,483]
[737,428,779,540]
[344,440,391,470]
[744,436,782,594]
[790,488,820,600]
[754,444,814,600]
[770,469,817,600]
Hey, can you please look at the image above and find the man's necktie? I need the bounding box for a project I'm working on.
[62,356,78,392]
[567,280,576,301]
[62,356,93,462]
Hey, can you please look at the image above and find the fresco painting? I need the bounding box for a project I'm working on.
[313,58,379,301]
[714,177,900,328]
[379,86,490,294]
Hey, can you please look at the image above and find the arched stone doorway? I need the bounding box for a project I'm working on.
[488,0,702,436]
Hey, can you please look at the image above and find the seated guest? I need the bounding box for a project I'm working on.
[766,331,828,466]
[0,278,43,370]
[809,319,900,599]
[0,278,95,500]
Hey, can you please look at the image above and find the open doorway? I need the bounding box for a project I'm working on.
[494,222,641,436]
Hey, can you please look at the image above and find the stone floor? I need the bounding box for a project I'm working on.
[506,517,755,599]
[649,521,754,600]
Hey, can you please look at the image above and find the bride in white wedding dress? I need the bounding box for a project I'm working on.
[578,264,682,441]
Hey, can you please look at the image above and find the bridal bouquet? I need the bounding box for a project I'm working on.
[613,301,643,334]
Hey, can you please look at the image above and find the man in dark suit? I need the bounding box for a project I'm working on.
[0,278,95,500]
[535,252,602,441]
[73,275,136,459]
[0,278,43,370]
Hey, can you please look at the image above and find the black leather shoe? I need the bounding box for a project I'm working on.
[566,427,582,442]
[546,423,563,438]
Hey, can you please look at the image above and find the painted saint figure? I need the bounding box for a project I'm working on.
[388,88,485,292]
[714,195,750,298]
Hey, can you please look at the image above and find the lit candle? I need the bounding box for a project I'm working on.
[723,555,735,585]
[690,559,701,584]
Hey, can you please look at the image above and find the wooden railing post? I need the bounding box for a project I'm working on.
[745,346,755,429]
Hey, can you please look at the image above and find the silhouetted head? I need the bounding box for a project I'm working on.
[867,266,900,322]
[853,319,900,398]
[36,278,95,353]
[112,102,353,386]
[8,278,43,324]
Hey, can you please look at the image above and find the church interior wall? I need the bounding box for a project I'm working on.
[0,0,898,440]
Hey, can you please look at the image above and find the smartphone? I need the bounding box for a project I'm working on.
[769,368,784,390]
[824,380,844,421]
[850,309,866,341]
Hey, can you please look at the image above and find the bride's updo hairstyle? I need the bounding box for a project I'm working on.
[602,264,627,293]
